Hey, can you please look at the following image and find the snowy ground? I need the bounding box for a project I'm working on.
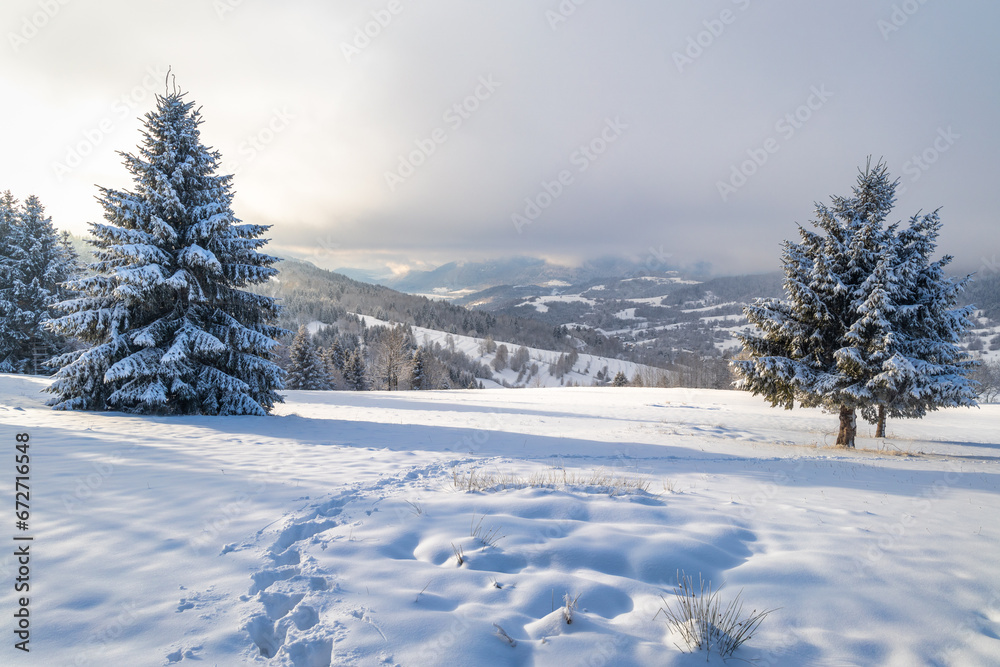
[1,374,999,666]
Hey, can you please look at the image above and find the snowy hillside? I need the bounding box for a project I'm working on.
[1,374,999,665]
[457,270,1000,370]
[314,315,664,388]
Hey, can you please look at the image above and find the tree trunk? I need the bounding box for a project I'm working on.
[875,404,886,438]
[836,405,856,448]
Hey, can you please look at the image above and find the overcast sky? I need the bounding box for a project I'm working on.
[2,0,998,277]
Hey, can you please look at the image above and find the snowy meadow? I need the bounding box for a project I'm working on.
[1,374,998,666]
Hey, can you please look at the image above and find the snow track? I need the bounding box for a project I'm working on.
[233,457,760,665]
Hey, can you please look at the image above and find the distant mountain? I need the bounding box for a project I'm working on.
[965,271,1000,321]
[331,266,394,286]
[255,257,631,362]
[370,255,685,297]
[452,266,1000,370]
[448,272,781,368]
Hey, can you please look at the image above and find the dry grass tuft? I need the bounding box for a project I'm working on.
[451,466,658,496]
[655,571,775,658]
[470,514,505,549]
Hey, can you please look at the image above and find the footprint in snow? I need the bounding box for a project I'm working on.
[165,645,202,662]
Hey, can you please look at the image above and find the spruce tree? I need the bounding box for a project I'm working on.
[286,325,332,390]
[325,338,345,372]
[46,85,287,415]
[15,196,78,374]
[0,191,23,371]
[0,193,77,374]
[57,231,81,276]
[733,160,977,447]
[343,349,367,391]
[410,348,426,390]
[856,210,979,436]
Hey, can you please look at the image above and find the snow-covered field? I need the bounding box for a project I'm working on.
[1,374,999,666]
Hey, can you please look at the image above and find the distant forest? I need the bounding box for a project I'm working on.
[254,258,629,360]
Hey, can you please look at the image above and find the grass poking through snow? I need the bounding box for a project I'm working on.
[655,571,775,658]
[452,466,656,496]
[562,592,581,625]
[451,542,465,566]
[493,623,517,647]
[470,514,505,549]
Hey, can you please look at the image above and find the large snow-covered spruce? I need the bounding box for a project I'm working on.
[732,161,978,447]
[46,89,287,415]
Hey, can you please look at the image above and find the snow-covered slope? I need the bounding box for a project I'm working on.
[1,375,998,665]
[320,315,661,387]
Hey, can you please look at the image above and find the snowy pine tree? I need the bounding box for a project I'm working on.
[343,348,367,391]
[0,193,78,374]
[57,231,81,276]
[324,338,345,372]
[0,191,22,371]
[286,325,332,390]
[856,209,979,436]
[410,348,426,390]
[46,85,287,415]
[733,160,977,447]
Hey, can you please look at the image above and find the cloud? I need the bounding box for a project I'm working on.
[2,0,997,276]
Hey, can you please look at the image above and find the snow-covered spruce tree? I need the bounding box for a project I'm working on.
[410,348,426,390]
[343,348,367,391]
[57,231,81,279]
[0,191,23,371]
[732,160,977,447]
[0,193,78,374]
[46,86,287,415]
[856,208,979,436]
[324,338,345,373]
[286,325,332,390]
